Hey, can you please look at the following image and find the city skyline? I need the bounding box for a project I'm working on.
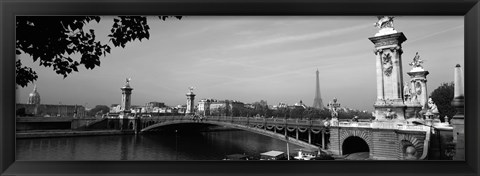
[16,16,463,111]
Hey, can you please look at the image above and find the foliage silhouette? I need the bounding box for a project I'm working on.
[16,16,181,87]
[430,82,456,122]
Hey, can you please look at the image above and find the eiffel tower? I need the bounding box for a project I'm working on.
[312,69,324,109]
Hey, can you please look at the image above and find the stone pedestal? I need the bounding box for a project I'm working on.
[451,97,465,160]
[121,86,133,112]
[404,102,423,120]
[407,70,429,109]
[369,32,408,121]
[451,64,464,160]
[186,92,196,115]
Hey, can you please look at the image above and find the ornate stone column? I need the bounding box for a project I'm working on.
[404,54,429,120]
[407,61,430,109]
[451,64,464,160]
[368,17,407,121]
[121,78,133,114]
[186,87,196,115]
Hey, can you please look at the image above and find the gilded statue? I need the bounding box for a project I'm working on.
[188,87,195,93]
[409,52,424,68]
[374,16,395,29]
[125,78,131,86]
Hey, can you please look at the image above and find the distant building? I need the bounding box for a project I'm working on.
[198,99,215,116]
[277,102,289,109]
[17,104,86,118]
[110,104,121,113]
[146,101,165,108]
[130,105,143,113]
[27,84,40,105]
[140,101,166,113]
[291,100,307,109]
[176,104,187,114]
[16,85,85,118]
[208,99,245,116]
[244,103,255,109]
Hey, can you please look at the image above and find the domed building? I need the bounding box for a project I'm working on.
[16,84,86,118]
[27,84,41,105]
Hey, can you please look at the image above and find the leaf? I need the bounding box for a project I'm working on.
[72,65,78,72]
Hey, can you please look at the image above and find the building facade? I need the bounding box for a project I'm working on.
[17,85,86,118]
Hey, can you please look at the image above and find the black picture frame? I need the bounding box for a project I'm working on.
[1,0,479,176]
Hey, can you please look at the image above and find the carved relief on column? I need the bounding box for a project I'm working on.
[382,52,394,77]
[389,46,404,100]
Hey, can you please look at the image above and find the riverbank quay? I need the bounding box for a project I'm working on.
[16,129,133,139]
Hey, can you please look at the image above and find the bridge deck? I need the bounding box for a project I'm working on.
[138,116,326,128]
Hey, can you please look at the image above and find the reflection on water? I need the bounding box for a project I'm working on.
[16,130,303,160]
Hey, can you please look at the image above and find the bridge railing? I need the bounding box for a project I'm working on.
[286,119,296,124]
[138,115,432,132]
[265,118,275,123]
[336,120,429,132]
[310,120,324,126]
[273,118,285,125]
[139,115,330,128]
[297,119,309,125]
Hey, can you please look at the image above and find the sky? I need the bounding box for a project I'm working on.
[16,16,464,111]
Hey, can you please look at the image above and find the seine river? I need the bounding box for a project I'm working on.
[16,130,303,160]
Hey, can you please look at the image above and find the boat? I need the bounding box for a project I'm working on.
[293,148,318,160]
[223,154,250,160]
[260,150,285,160]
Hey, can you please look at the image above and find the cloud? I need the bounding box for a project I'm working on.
[408,25,463,43]
[231,23,371,49]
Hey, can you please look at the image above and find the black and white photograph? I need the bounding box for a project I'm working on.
[15,16,465,161]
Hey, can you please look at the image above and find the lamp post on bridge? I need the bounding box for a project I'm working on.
[322,120,331,150]
[327,98,340,126]
[175,129,178,160]
[284,130,290,160]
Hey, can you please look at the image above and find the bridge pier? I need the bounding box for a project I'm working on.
[133,118,141,134]
[308,129,311,144]
[296,128,299,140]
[321,130,325,149]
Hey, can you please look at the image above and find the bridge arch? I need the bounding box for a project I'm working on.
[342,136,370,155]
[339,129,372,156]
[140,120,319,149]
[128,122,134,129]
[108,120,115,129]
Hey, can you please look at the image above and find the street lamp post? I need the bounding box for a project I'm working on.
[285,130,290,160]
[175,129,178,160]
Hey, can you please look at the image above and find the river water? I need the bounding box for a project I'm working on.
[16,130,304,160]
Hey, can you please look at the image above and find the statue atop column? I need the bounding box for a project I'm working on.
[125,78,131,87]
[327,98,340,119]
[327,98,341,126]
[374,16,398,36]
[188,87,195,93]
[374,16,395,29]
[409,52,425,71]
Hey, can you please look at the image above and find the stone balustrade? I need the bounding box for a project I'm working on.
[335,120,430,131]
